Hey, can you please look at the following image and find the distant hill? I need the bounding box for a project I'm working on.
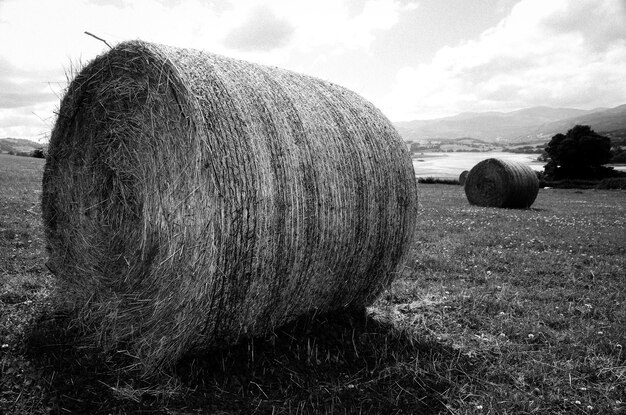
[0,138,46,155]
[538,105,626,138]
[394,104,626,145]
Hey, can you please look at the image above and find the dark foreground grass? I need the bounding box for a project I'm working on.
[1,153,625,414]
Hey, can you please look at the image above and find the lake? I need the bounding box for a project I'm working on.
[412,151,626,178]
[412,152,544,179]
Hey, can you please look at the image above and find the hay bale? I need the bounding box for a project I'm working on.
[464,158,539,208]
[459,170,469,186]
[42,40,417,373]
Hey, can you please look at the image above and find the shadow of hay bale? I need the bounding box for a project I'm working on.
[24,309,452,414]
[23,310,141,414]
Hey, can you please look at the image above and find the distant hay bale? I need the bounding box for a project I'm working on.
[459,170,469,186]
[42,40,418,373]
[464,158,539,208]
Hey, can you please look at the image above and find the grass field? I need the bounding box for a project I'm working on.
[1,152,624,414]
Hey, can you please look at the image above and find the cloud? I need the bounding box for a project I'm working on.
[0,104,56,140]
[0,59,59,109]
[0,92,56,109]
[383,0,626,121]
[540,0,626,51]
[0,0,409,138]
[0,0,234,137]
[0,57,61,137]
[224,6,295,51]
[285,0,411,53]
[219,0,413,67]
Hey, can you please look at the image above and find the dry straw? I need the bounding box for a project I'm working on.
[42,40,418,374]
[464,158,539,208]
[459,170,469,186]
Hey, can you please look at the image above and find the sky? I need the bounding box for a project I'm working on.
[0,0,625,141]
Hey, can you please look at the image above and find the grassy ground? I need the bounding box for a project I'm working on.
[1,153,624,414]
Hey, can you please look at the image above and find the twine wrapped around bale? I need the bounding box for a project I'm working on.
[459,170,469,186]
[464,158,539,208]
[42,40,417,373]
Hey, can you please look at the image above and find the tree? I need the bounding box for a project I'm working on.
[543,125,612,179]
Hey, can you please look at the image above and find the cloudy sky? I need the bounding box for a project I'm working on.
[1,0,625,140]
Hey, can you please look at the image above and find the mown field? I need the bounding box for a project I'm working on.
[1,153,624,414]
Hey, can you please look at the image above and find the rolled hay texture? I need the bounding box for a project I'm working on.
[42,40,417,373]
[459,170,469,186]
[464,158,539,208]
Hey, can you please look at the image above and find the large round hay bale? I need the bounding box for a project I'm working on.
[42,40,417,372]
[464,158,539,208]
[459,170,469,186]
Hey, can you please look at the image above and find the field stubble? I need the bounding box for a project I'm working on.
[0,153,624,414]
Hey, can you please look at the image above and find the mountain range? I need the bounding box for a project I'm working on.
[393,104,626,144]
